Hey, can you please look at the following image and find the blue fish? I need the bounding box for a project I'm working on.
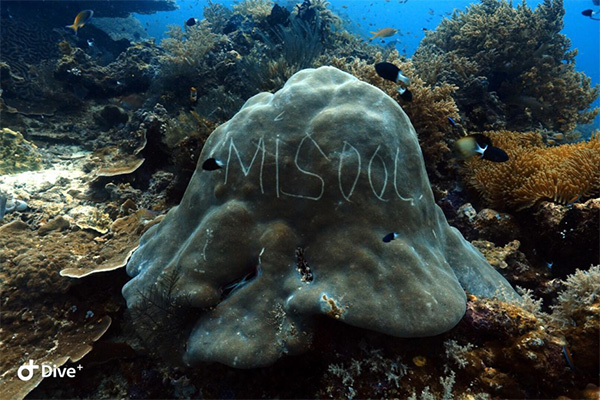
[448,116,456,127]
[562,346,575,371]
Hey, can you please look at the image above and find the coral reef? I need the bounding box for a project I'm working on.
[123,67,517,368]
[330,51,460,181]
[232,0,274,23]
[55,42,161,99]
[157,21,226,91]
[0,0,597,397]
[413,0,599,132]
[0,128,42,174]
[530,199,600,277]
[461,130,600,211]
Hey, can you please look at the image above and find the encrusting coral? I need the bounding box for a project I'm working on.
[461,130,600,211]
[0,128,42,174]
[413,0,599,132]
[123,66,518,369]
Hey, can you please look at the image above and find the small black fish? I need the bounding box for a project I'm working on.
[398,87,412,102]
[581,9,600,19]
[374,62,411,85]
[454,134,509,162]
[382,232,400,243]
[186,17,198,26]
[202,158,225,171]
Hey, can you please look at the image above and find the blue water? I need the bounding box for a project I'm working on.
[135,0,599,127]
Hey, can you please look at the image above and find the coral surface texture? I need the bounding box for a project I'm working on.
[122,66,518,368]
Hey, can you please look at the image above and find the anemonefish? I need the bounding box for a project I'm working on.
[65,10,94,35]
[454,134,509,162]
[369,28,397,41]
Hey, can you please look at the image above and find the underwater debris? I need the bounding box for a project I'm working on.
[123,67,517,369]
[461,131,600,211]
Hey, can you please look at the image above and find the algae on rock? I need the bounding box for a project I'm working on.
[123,66,518,368]
[0,128,42,175]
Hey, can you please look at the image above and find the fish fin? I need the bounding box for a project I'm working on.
[65,24,78,34]
[454,136,477,159]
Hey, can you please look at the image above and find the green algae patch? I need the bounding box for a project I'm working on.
[0,128,42,175]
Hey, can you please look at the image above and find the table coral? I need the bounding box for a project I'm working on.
[123,66,518,368]
[461,131,600,211]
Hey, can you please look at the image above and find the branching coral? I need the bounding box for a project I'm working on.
[240,15,326,93]
[551,265,600,325]
[232,0,273,23]
[414,0,599,132]
[329,51,460,178]
[461,131,600,210]
[158,21,225,87]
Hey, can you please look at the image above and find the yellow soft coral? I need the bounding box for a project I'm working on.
[462,131,600,210]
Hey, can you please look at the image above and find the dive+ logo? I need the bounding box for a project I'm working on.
[17,360,83,381]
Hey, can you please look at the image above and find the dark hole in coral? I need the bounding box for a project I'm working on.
[219,263,262,300]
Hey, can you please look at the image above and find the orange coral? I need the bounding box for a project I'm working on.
[462,131,600,210]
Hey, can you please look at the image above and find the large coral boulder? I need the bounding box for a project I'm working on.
[122,66,518,368]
